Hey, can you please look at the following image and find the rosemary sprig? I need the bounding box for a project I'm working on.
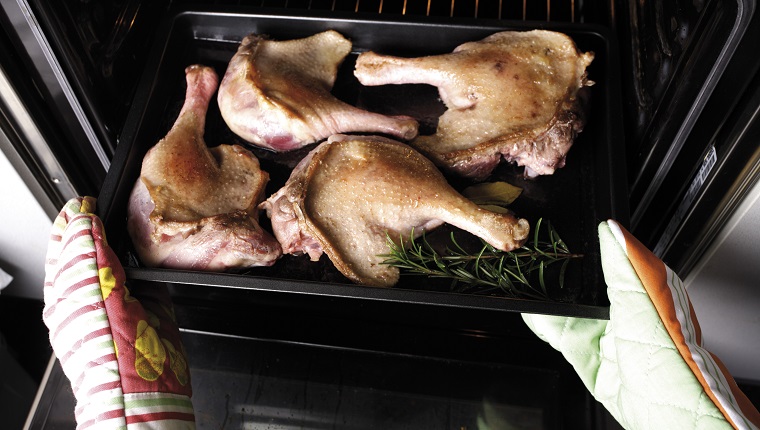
[380,219,583,299]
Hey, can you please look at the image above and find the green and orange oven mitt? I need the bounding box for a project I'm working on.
[42,198,759,429]
[524,220,760,430]
[43,197,195,429]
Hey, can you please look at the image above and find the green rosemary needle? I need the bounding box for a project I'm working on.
[380,218,583,299]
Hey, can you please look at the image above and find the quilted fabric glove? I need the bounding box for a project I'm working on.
[43,197,195,429]
[523,220,760,430]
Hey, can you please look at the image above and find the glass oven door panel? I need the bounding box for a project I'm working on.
[186,330,562,430]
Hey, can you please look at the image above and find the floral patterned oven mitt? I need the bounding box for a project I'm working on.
[43,197,195,429]
[523,220,760,430]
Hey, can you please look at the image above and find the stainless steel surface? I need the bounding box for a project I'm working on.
[0,0,110,173]
[686,178,760,382]
[0,64,78,205]
[629,0,756,229]
[23,355,57,430]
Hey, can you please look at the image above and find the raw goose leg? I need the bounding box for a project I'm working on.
[127,65,282,271]
[217,30,419,151]
[354,30,594,179]
[261,134,530,287]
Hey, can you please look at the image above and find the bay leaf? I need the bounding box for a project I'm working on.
[462,182,522,206]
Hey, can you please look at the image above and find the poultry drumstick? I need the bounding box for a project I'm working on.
[127,65,282,271]
[261,134,530,287]
[354,30,594,179]
[218,30,419,151]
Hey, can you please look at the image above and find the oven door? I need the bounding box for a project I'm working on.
[26,282,620,429]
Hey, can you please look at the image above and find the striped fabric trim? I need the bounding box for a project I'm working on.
[607,220,760,430]
[126,419,196,430]
[124,392,195,429]
[43,197,129,430]
[76,389,127,429]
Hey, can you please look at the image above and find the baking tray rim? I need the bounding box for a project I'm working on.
[125,267,611,319]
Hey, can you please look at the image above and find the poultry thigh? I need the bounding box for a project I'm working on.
[218,30,418,151]
[261,134,530,287]
[354,30,594,179]
[127,65,282,271]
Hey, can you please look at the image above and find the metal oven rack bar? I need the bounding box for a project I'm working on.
[189,0,580,22]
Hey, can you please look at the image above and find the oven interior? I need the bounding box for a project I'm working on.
[21,0,758,272]
[25,0,746,321]
[7,0,760,428]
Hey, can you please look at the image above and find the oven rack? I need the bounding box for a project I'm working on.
[179,0,582,22]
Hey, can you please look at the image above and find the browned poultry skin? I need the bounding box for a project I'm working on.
[128,65,281,270]
[354,30,594,179]
[217,30,418,151]
[141,72,263,222]
[262,134,530,287]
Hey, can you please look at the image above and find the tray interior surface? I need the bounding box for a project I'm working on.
[99,8,626,319]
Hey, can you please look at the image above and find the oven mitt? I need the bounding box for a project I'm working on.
[43,197,196,429]
[522,220,760,430]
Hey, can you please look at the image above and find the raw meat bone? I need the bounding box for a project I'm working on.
[354,30,594,180]
[127,64,282,271]
[217,30,419,152]
[262,134,530,287]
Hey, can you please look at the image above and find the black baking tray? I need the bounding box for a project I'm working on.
[97,7,627,319]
